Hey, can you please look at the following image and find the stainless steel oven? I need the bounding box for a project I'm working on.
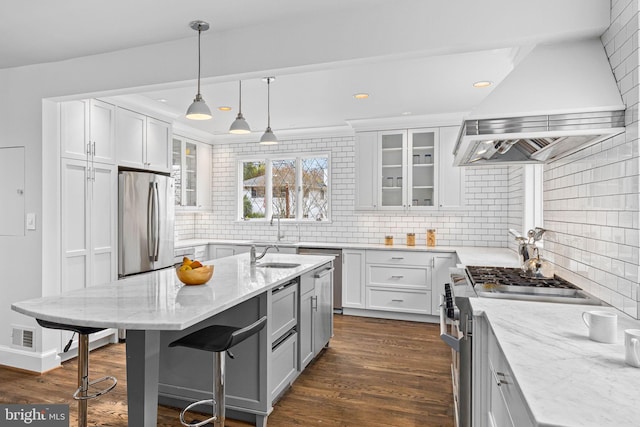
[440,268,476,427]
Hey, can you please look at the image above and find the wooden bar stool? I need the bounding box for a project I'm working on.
[168,316,267,427]
[36,319,117,427]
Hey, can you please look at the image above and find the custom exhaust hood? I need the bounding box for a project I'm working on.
[453,39,626,166]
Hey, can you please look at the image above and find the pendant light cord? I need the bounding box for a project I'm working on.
[238,81,243,113]
[267,78,271,128]
[196,26,202,96]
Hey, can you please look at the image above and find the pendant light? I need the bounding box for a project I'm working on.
[229,80,251,134]
[260,77,278,145]
[186,20,212,120]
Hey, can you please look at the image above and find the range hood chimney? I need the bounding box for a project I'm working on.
[453,39,625,166]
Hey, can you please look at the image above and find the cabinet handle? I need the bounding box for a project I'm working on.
[86,142,91,156]
[312,295,318,311]
[391,257,404,260]
[492,369,507,387]
[391,299,404,302]
[390,275,404,279]
[92,141,96,156]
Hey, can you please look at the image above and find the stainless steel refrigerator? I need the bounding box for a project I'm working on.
[118,170,175,278]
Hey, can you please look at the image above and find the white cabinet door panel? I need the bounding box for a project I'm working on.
[116,107,146,169]
[90,100,116,165]
[146,117,171,172]
[60,100,88,161]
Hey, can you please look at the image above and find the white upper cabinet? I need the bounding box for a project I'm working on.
[355,125,465,211]
[116,107,171,173]
[172,135,212,210]
[60,99,116,164]
[438,126,466,209]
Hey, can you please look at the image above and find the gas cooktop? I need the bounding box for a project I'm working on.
[466,265,579,289]
[463,266,601,305]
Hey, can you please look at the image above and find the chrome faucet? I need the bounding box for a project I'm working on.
[250,244,279,265]
[270,214,285,242]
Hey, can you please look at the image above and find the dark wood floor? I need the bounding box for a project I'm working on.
[0,315,454,426]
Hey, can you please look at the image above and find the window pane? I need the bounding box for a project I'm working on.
[242,161,266,218]
[301,156,329,220]
[272,159,296,219]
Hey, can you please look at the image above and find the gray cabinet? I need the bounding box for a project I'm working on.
[299,263,333,370]
[270,281,299,402]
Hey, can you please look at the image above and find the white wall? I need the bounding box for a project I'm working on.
[175,134,511,247]
[543,0,640,318]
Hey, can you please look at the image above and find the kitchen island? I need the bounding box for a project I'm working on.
[12,253,334,427]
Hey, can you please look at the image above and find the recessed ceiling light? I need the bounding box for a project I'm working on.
[156,98,167,103]
[354,93,369,100]
[402,111,412,116]
[473,81,493,88]
[218,106,232,111]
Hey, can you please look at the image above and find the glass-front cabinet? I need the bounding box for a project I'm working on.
[378,128,438,210]
[172,135,211,209]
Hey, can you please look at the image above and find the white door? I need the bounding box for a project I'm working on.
[116,107,146,169]
[61,158,90,293]
[146,117,171,172]
[60,100,89,161]
[90,100,116,165]
[91,163,117,287]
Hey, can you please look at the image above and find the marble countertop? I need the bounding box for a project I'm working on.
[472,298,640,427]
[175,238,510,255]
[12,253,333,331]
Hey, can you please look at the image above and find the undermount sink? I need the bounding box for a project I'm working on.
[256,262,301,269]
[475,283,602,305]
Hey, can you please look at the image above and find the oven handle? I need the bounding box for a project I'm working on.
[439,294,461,352]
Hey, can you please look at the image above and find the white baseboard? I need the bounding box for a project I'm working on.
[342,308,438,323]
[0,345,60,373]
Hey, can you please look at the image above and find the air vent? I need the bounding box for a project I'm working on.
[12,326,35,351]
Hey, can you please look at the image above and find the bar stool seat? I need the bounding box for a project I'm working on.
[169,316,267,427]
[36,319,117,427]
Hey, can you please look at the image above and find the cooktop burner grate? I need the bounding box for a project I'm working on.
[466,266,579,289]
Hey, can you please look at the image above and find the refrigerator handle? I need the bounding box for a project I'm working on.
[153,182,160,261]
[147,182,155,261]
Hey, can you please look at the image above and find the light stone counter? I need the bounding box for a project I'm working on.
[471,298,640,427]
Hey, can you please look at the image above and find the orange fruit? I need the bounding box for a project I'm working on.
[191,260,203,268]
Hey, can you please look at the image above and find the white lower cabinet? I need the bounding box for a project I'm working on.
[343,248,456,317]
[342,249,366,309]
[365,250,431,315]
[476,316,535,427]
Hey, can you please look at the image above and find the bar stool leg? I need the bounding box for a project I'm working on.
[77,334,89,427]
[214,351,225,427]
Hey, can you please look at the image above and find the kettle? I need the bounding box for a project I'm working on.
[522,247,554,279]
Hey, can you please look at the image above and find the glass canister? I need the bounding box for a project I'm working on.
[384,235,394,246]
[426,229,436,247]
[406,233,416,246]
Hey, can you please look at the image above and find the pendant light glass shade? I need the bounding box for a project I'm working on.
[229,81,251,134]
[186,21,212,121]
[260,77,278,144]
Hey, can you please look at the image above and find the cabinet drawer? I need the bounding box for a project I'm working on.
[271,330,298,402]
[366,288,431,314]
[271,282,298,342]
[366,250,430,266]
[367,265,429,289]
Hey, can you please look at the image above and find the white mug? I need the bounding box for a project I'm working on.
[625,329,640,368]
[582,310,617,343]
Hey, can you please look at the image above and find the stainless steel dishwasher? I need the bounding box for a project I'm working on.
[297,247,343,313]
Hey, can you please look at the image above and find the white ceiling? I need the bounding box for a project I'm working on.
[0,1,612,137]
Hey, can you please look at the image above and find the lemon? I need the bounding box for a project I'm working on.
[179,264,192,271]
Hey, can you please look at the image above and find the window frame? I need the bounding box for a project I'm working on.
[237,152,331,222]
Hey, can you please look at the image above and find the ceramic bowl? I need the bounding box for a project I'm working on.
[176,265,214,285]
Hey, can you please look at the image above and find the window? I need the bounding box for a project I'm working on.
[240,153,330,221]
